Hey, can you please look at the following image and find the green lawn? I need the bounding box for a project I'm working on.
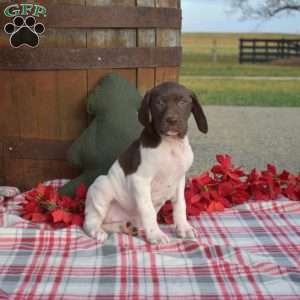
[180,33,300,106]
[181,54,300,77]
[181,77,300,106]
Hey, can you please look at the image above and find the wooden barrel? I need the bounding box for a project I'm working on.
[0,0,181,190]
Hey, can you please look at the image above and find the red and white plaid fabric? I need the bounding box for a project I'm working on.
[0,180,300,299]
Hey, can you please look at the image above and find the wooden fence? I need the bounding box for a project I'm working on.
[239,38,300,64]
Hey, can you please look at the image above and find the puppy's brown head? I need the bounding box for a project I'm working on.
[138,82,208,138]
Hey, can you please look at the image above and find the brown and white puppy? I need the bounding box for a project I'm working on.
[83,81,208,244]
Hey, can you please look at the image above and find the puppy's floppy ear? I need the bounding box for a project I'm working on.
[138,91,152,129]
[191,92,208,134]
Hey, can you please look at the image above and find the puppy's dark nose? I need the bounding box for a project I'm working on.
[166,116,178,125]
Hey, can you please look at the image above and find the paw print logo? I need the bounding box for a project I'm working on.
[4,16,45,48]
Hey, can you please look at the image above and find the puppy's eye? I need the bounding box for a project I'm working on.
[156,99,165,109]
[178,99,187,107]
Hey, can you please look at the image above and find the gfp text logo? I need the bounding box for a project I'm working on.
[3,4,47,48]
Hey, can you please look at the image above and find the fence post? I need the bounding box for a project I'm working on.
[281,39,285,58]
[239,39,243,64]
[212,39,217,63]
[265,40,269,62]
[253,39,256,63]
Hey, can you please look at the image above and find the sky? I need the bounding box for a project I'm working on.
[182,0,300,34]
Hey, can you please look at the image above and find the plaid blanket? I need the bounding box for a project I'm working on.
[0,180,300,299]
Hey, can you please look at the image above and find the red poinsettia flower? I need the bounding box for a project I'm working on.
[159,154,300,224]
[212,154,246,182]
[247,165,282,201]
[157,200,174,224]
[21,183,87,228]
[279,170,300,201]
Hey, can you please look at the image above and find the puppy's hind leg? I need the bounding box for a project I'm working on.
[83,176,115,241]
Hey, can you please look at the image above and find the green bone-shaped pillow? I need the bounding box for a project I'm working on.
[59,73,142,196]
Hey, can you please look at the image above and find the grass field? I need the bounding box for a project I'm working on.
[180,33,300,106]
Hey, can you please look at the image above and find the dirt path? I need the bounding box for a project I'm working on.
[182,76,300,81]
[188,106,300,176]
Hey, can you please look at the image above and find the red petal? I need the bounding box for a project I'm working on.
[201,191,210,200]
[207,202,216,213]
[279,170,290,181]
[75,183,87,200]
[217,196,231,208]
[160,200,173,213]
[284,185,298,201]
[22,200,38,213]
[51,209,64,223]
[48,189,60,205]
[248,169,261,183]
[164,214,174,224]
[218,182,234,196]
[215,202,225,212]
[36,183,47,195]
[188,204,204,216]
[184,189,193,202]
[44,185,56,200]
[189,194,202,204]
[267,164,277,175]
[231,190,249,204]
[253,189,269,201]
[192,172,212,186]
[59,196,74,209]
[62,211,73,225]
[31,212,48,223]
[72,214,84,226]
[209,190,219,200]
[216,154,232,168]
[227,171,242,182]
[211,165,224,174]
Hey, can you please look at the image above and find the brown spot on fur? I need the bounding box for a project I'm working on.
[120,222,139,236]
[118,128,161,176]
[118,139,141,176]
[140,128,161,148]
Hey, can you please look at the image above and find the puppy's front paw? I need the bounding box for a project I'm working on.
[84,223,108,242]
[146,228,170,244]
[176,223,197,239]
[90,228,108,242]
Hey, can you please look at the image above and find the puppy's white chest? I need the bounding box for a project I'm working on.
[158,137,193,171]
[150,137,193,205]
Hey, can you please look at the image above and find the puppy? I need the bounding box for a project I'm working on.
[83,81,208,244]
